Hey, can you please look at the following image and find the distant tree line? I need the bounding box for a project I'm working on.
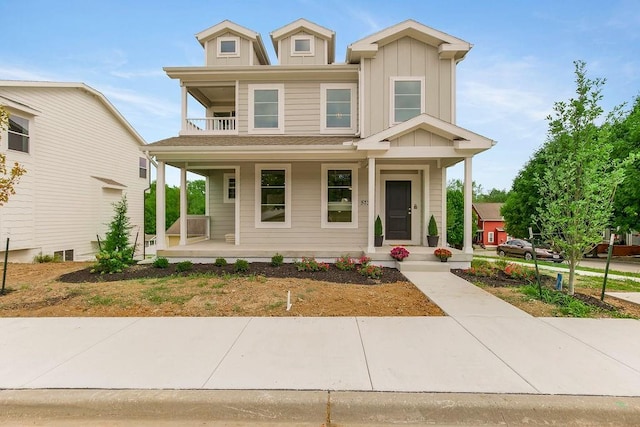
[144,180,206,234]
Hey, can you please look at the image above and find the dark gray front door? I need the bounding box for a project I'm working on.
[385,181,411,240]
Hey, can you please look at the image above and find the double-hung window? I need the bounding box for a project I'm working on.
[8,114,29,153]
[320,83,356,133]
[255,164,291,228]
[390,77,424,124]
[249,84,284,134]
[223,173,236,203]
[139,157,147,179]
[321,164,358,228]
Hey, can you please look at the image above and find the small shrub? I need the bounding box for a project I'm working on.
[358,264,383,279]
[33,253,59,263]
[295,257,329,272]
[504,263,536,282]
[466,259,497,277]
[271,253,284,267]
[234,259,249,273]
[176,260,193,272]
[214,257,227,267]
[335,255,356,271]
[153,257,169,268]
[92,250,131,274]
[494,259,508,270]
[358,255,372,266]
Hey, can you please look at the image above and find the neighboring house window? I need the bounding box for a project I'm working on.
[321,164,358,228]
[255,164,291,228]
[223,173,236,203]
[488,232,495,244]
[54,249,74,261]
[390,77,425,124]
[291,35,314,55]
[248,84,284,134]
[139,157,147,179]
[320,83,357,134]
[8,114,29,153]
[217,36,239,57]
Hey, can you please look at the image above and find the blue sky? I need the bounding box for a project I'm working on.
[1,0,639,190]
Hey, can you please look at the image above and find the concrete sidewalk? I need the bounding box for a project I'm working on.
[1,273,640,397]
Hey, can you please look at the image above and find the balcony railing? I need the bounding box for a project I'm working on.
[183,117,237,135]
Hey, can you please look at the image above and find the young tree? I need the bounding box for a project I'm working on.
[0,107,27,206]
[536,61,629,294]
[94,196,136,273]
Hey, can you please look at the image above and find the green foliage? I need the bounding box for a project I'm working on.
[358,263,383,279]
[144,179,206,235]
[335,255,356,271]
[374,215,383,236]
[446,180,478,248]
[234,259,249,273]
[93,196,136,274]
[536,61,629,294]
[475,188,509,203]
[153,257,169,268]
[33,253,61,263]
[295,257,329,272]
[176,260,193,272]
[520,285,592,317]
[271,253,284,267]
[214,257,227,267]
[503,263,536,282]
[427,214,438,236]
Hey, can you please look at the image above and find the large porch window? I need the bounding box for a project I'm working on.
[321,164,358,228]
[255,164,291,228]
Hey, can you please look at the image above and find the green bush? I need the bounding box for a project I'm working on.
[428,214,438,236]
[234,259,249,273]
[494,259,508,270]
[358,264,383,279]
[335,255,356,271]
[92,196,136,274]
[33,253,60,263]
[214,257,227,267]
[153,257,169,268]
[295,257,329,272]
[176,260,193,272]
[271,253,284,267]
[374,215,383,237]
[521,285,592,317]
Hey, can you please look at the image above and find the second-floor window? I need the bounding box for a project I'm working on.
[8,114,29,153]
[139,157,147,179]
[321,83,356,134]
[291,35,314,56]
[218,36,239,57]
[249,84,284,134]
[391,77,425,124]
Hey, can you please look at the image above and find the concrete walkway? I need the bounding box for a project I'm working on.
[1,272,640,397]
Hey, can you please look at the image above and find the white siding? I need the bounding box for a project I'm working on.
[0,86,147,261]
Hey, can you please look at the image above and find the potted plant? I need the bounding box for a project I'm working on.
[434,247,452,262]
[374,215,384,247]
[390,246,410,261]
[427,215,439,247]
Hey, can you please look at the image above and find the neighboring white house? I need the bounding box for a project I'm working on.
[145,19,495,264]
[0,81,148,262]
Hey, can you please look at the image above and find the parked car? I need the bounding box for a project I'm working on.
[497,239,564,262]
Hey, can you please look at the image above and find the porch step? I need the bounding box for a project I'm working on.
[395,260,451,272]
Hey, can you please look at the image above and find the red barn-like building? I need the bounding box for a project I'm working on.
[473,203,508,247]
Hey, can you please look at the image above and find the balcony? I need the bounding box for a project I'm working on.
[182,117,238,135]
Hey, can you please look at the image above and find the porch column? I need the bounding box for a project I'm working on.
[181,85,188,133]
[367,157,376,253]
[156,161,166,250]
[463,157,473,254]
[179,167,187,246]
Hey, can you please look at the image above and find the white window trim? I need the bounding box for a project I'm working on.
[248,84,285,134]
[488,231,495,244]
[217,36,240,58]
[255,164,291,228]
[320,83,357,134]
[389,76,425,125]
[291,34,314,56]
[223,172,236,204]
[6,112,31,154]
[321,164,358,229]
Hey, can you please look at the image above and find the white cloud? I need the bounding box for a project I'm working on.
[0,65,57,82]
[98,85,178,118]
[110,69,166,79]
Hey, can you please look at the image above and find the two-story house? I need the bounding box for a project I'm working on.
[145,19,494,265]
[0,81,148,262]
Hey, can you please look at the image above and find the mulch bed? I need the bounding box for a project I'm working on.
[59,262,408,285]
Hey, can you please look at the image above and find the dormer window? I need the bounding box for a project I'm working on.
[217,36,240,57]
[291,35,314,56]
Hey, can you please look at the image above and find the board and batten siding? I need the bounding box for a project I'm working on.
[361,36,454,137]
[0,86,146,261]
[276,31,328,66]
[207,169,235,238]
[204,33,252,66]
[428,164,444,239]
[238,162,367,246]
[390,129,451,147]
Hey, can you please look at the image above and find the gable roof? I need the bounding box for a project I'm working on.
[347,19,471,63]
[356,113,495,153]
[473,203,504,221]
[270,18,335,63]
[0,80,146,147]
[0,94,40,115]
[196,20,270,65]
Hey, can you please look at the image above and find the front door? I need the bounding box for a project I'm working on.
[385,181,411,240]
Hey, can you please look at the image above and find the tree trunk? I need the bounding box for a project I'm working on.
[568,258,576,295]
